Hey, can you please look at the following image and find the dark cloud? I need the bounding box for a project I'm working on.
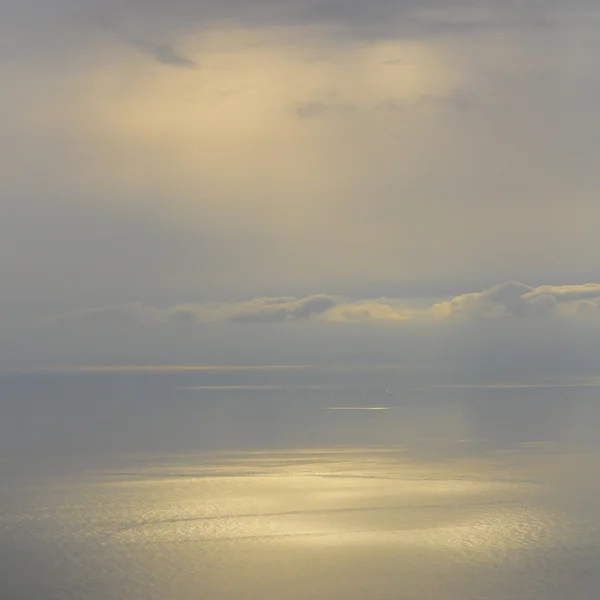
[0,0,573,63]
[130,40,197,68]
[73,8,197,67]
[98,0,560,36]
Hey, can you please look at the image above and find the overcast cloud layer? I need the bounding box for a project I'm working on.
[2,0,600,369]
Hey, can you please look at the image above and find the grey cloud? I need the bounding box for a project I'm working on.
[12,282,600,373]
[292,295,339,318]
[130,40,196,68]
[111,0,562,36]
[58,295,340,327]
[460,282,554,319]
[0,0,576,63]
[54,283,600,330]
[78,9,197,68]
[525,284,600,303]
[225,295,339,322]
[576,301,600,317]
[438,282,600,320]
[167,307,201,325]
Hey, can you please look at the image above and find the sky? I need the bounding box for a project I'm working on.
[2,0,600,372]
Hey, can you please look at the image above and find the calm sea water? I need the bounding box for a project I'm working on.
[1,367,600,599]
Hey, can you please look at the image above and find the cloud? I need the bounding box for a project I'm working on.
[56,295,341,327]
[76,9,197,68]
[54,282,600,329]
[4,0,600,335]
[69,0,568,42]
[171,295,341,323]
[226,294,338,322]
[131,40,197,68]
[431,282,600,320]
[0,0,575,75]
[525,284,600,303]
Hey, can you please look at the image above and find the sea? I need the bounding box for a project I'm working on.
[1,366,600,599]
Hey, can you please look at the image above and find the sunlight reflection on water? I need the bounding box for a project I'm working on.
[4,447,591,600]
[3,369,600,600]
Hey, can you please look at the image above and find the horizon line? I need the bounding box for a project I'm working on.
[0,364,318,375]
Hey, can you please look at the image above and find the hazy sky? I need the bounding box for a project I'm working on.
[2,0,600,370]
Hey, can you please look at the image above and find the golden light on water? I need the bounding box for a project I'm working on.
[87,449,556,555]
[3,445,587,600]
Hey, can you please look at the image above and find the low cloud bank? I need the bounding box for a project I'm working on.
[55,282,600,328]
